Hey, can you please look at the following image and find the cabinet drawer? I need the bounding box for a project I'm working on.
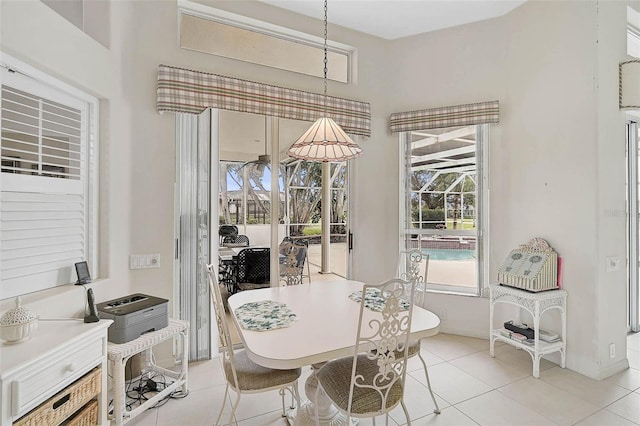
[11,336,104,416]
[13,368,100,426]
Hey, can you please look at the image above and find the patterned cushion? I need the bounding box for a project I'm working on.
[402,339,421,358]
[237,282,271,292]
[317,355,404,415]
[224,350,301,391]
[372,340,420,360]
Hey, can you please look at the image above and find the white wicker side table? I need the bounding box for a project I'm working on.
[489,284,567,378]
[107,318,188,425]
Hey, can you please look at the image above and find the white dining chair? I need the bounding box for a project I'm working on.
[397,249,441,415]
[206,264,301,425]
[315,278,417,425]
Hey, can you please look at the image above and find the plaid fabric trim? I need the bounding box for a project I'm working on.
[157,64,371,137]
[389,100,499,133]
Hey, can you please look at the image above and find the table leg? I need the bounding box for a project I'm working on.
[287,363,357,426]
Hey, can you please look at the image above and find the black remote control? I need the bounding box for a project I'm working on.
[504,320,534,339]
[84,288,100,323]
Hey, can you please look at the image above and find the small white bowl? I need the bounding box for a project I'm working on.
[0,318,38,344]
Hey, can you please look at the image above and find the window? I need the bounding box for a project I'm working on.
[0,59,98,299]
[178,0,353,83]
[401,124,489,295]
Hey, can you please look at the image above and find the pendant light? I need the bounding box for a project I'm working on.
[287,0,363,162]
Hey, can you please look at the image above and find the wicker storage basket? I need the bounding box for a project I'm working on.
[63,400,98,426]
[14,367,101,426]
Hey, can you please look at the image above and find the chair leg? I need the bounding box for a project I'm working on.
[417,351,441,414]
[400,400,411,425]
[215,383,230,426]
[279,388,287,417]
[228,392,241,425]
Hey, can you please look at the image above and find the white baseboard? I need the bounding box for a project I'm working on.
[439,326,489,340]
[582,358,630,380]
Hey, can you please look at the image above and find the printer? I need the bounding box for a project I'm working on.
[97,293,169,344]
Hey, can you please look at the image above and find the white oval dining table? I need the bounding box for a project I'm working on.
[227,280,441,425]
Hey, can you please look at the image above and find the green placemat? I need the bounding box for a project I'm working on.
[234,300,297,331]
[348,288,411,312]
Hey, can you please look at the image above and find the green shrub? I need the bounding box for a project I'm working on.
[303,225,322,236]
[412,208,445,229]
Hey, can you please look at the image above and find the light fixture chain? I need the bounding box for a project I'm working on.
[323,0,328,115]
[287,0,362,162]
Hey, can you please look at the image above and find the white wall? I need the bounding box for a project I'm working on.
[595,1,631,379]
[0,0,632,379]
[384,0,630,378]
[0,0,131,318]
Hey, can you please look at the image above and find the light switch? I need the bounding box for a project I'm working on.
[130,254,161,269]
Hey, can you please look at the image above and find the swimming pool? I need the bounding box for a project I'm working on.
[423,248,476,261]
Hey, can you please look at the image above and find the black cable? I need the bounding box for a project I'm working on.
[111,365,190,413]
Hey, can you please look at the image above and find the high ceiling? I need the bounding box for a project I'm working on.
[257,0,527,40]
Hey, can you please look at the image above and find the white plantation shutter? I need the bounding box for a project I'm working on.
[1,63,96,299]
[1,85,83,180]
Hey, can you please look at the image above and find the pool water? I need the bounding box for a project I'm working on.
[423,248,476,261]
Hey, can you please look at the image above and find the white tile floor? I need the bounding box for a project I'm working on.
[127,333,640,426]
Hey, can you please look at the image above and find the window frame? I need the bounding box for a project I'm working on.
[1,53,99,299]
[399,124,489,297]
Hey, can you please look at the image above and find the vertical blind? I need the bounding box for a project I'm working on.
[176,111,211,361]
[1,68,90,299]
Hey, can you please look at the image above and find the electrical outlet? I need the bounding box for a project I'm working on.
[439,308,447,320]
[609,343,616,359]
[149,254,160,268]
[606,257,621,272]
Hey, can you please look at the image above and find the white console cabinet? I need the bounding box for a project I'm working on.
[0,319,112,425]
[489,284,567,378]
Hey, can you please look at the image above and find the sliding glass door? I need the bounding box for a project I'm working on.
[217,111,352,282]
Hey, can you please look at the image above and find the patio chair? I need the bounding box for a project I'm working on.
[294,238,311,283]
[279,241,306,286]
[397,249,441,415]
[235,247,270,293]
[218,255,236,296]
[206,264,301,425]
[219,225,238,246]
[280,237,311,283]
[222,234,250,247]
[315,278,417,425]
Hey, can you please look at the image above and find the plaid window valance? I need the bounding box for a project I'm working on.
[157,64,371,138]
[389,100,499,133]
